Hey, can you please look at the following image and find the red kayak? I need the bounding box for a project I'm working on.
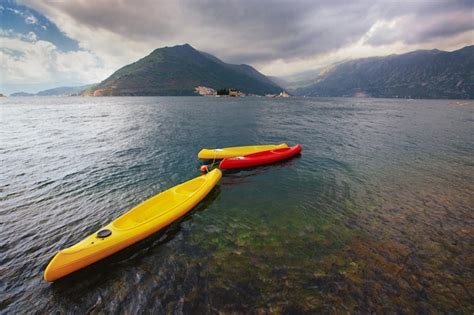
[219,144,302,170]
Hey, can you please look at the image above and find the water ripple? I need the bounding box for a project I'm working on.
[0,96,472,313]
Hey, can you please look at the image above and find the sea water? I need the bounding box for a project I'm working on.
[1,96,472,313]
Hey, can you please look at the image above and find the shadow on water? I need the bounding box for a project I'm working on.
[220,155,301,179]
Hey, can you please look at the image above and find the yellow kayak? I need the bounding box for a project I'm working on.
[198,143,288,159]
[44,169,222,282]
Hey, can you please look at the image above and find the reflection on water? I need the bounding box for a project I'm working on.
[0,97,473,313]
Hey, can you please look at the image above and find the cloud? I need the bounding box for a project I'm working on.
[24,0,381,64]
[25,0,473,58]
[1,0,472,92]
[1,1,80,51]
[0,1,103,93]
[1,28,37,43]
[364,3,474,47]
[7,5,38,25]
[24,14,36,24]
[0,34,110,89]
[25,30,36,41]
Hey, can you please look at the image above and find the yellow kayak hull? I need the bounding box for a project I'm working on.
[44,169,222,282]
[198,143,288,159]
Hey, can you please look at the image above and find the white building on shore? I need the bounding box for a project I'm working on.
[195,86,217,96]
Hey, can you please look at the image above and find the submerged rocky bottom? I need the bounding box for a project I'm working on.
[39,169,473,314]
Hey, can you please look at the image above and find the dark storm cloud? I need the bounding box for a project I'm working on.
[193,0,378,63]
[365,0,474,46]
[405,17,474,44]
[26,0,474,64]
[28,0,182,39]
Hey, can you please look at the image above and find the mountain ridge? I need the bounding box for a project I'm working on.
[10,84,95,97]
[293,45,474,99]
[86,44,281,96]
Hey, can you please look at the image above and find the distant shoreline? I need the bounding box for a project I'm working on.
[3,95,473,101]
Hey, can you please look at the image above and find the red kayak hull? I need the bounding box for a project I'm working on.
[219,144,302,170]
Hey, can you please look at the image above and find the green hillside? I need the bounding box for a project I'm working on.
[88,44,281,96]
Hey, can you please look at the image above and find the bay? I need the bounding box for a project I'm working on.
[1,96,472,313]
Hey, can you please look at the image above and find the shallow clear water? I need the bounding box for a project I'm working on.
[1,97,473,313]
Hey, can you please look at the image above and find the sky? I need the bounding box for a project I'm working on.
[0,0,473,94]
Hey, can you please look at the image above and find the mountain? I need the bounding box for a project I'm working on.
[268,76,290,89]
[269,69,324,90]
[36,84,96,96]
[86,44,281,96]
[294,46,474,99]
[10,84,95,97]
[10,92,35,97]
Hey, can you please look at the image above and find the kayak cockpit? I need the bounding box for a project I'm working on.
[112,177,206,229]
